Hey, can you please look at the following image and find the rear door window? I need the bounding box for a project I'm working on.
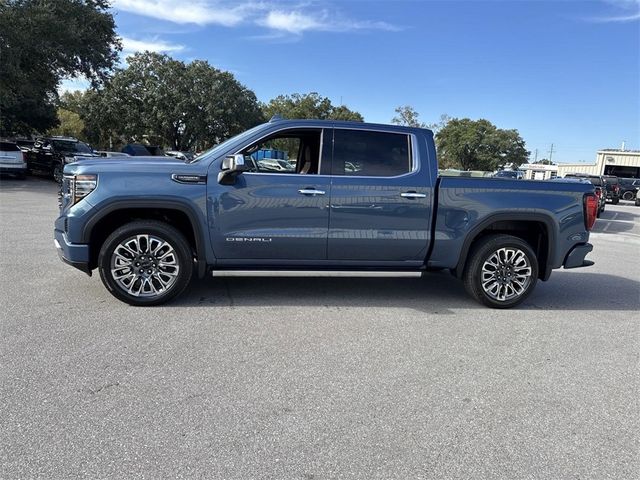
[332,129,412,177]
[0,142,20,151]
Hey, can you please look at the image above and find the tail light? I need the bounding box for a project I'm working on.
[584,193,598,231]
[614,185,619,193]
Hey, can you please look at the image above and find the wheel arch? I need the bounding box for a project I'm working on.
[454,213,556,281]
[83,200,208,278]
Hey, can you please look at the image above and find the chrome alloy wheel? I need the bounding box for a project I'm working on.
[110,234,180,297]
[480,247,532,302]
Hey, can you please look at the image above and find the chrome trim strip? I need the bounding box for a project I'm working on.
[400,192,427,198]
[233,126,420,181]
[298,189,326,195]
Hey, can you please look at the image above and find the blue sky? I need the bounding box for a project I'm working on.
[64,0,640,163]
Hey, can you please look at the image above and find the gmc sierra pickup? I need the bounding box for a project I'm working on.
[55,118,597,308]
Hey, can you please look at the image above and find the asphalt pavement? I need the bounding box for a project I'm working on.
[1,177,638,479]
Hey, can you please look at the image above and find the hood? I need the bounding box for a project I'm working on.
[63,155,197,178]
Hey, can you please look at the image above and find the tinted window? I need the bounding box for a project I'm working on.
[332,130,412,177]
[0,142,20,151]
[241,129,322,174]
[51,140,92,154]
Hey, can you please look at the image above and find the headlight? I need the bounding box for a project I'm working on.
[70,174,97,205]
[64,156,76,164]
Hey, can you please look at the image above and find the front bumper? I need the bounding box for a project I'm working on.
[54,228,92,275]
[563,243,594,269]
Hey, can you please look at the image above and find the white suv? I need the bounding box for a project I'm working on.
[0,141,27,179]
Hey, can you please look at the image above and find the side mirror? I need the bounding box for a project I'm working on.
[218,154,248,185]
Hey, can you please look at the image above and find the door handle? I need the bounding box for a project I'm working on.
[298,189,326,196]
[400,192,426,199]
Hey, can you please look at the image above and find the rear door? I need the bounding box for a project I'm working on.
[327,128,433,263]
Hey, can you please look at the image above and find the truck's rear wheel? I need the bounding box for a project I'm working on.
[98,221,193,306]
[463,234,538,309]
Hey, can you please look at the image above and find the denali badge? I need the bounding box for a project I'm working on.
[226,237,272,243]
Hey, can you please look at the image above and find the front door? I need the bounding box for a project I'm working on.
[208,128,331,262]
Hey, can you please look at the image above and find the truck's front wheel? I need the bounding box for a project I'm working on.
[463,234,538,309]
[98,221,193,306]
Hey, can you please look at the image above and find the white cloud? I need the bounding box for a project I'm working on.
[112,0,401,35]
[589,11,640,22]
[258,11,322,34]
[113,0,253,26]
[257,9,402,34]
[586,0,640,22]
[121,36,185,54]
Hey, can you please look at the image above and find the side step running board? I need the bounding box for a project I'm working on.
[211,271,423,278]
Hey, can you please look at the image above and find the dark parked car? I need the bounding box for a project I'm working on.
[122,144,165,156]
[563,173,606,215]
[15,139,35,153]
[602,175,620,204]
[619,178,640,201]
[26,136,98,182]
[493,169,524,179]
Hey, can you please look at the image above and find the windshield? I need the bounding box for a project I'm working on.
[52,140,92,154]
[191,124,266,163]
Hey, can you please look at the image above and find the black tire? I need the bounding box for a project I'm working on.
[52,161,64,183]
[463,234,538,309]
[622,191,634,201]
[98,220,193,306]
[612,197,619,205]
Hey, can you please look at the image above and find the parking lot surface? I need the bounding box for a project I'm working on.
[1,177,639,479]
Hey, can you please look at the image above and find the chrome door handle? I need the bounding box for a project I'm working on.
[400,192,426,198]
[298,189,326,196]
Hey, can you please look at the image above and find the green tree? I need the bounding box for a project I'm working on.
[392,107,451,134]
[392,105,426,128]
[47,108,86,140]
[435,118,529,170]
[426,114,452,134]
[263,93,363,122]
[81,52,264,151]
[0,0,121,136]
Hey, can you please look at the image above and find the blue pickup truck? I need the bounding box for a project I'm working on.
[55,118,598,308]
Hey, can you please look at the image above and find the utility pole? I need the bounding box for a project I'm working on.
[534,149,538,163]
[548,143,554,163]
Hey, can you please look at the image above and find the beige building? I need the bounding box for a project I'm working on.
[556,149,640,178]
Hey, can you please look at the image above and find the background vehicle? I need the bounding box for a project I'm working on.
[619,178,640,201]
[15,139,35,153]
[602,175,620,204]
[0,141,27,179]
[493,169,524,179]
[165,150,195,162]
[96,151,131,158]
[26,136,98,182]
[55,119,596,309]
[564,173,606,215]
[122,144,165,156]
